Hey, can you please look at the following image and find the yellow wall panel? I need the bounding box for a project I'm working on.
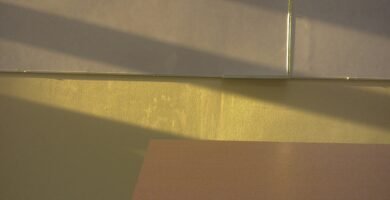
[0,73,389,199]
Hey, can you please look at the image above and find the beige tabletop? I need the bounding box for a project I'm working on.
[133,140,390,200]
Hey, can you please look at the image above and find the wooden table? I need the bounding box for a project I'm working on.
[133,140,390,200]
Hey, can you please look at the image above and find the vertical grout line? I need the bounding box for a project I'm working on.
[286,0,294,77]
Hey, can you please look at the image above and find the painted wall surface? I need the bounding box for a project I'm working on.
[0,73,389,199]
[293,0,390,79]
[0,0,287,77]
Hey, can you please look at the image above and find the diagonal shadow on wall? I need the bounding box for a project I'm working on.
[0,1,389,131]
[1,2,389,200]
[229,0,390,38]
[5,72,390,132]
[0,2,283,76]
[213,79,390,131]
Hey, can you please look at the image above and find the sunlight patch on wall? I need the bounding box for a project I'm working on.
[1,75,390,143]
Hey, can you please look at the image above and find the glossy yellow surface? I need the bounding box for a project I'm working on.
[1,73,390,199]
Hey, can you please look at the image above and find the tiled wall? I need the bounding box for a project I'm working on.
[1,0,389,78]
